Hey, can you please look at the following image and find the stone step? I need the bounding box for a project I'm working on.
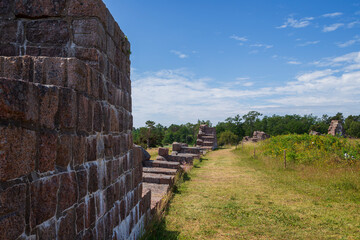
[143,173,175,185]
[202,135,215,139]
[142,183,170,212]
[203,141,215,146]
[143,167,178,175]
[143,160,180,169]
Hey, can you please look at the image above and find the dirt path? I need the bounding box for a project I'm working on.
[148,147,360,239]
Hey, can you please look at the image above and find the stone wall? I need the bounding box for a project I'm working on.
[0,1,150,239]
[196,125,218,150]
[328,120,345,136]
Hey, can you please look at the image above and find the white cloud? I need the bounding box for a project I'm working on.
[323,23,344,32]
[348,21,360,28]
[287,61,302,65]
[236,77,250,81]
[170,50,188,59]
[250,43,273,49]
[337,36,360,47]
[132,51,360,127]
[243,82,254,87]
[230,35,248,41]
[277,17,314,29]
[322,12,343,18]
[298,41,320,47]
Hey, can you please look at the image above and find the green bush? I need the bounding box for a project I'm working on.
[218,130,238,146]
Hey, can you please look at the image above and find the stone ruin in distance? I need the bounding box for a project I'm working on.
[0,0,151,239]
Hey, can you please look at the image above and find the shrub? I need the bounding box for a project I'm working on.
[218,130,238,146]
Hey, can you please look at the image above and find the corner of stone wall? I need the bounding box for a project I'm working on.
[0,1,150,239]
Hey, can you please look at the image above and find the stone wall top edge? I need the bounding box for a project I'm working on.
[0,0,130,49]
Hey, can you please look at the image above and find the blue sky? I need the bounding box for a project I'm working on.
[103,0,360,127]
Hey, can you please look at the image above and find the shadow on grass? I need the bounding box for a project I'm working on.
[143,218,180,240]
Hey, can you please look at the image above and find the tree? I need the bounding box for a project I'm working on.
[145,120,156,148]
[329,112,344,124]
[348,121,360,138]
[345,115,360,138]
[242,111,262,136]
[218,130,238,146]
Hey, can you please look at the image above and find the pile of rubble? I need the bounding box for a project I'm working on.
[243,131,270,142]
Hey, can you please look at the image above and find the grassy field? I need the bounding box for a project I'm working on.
[146,143,360,239]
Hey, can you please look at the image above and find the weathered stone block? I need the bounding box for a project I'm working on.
[43,57,66,86]
[172,142,182,152]
[0,43,17,56]
[104,211,113,239]
[30,175,60,229]
[0,78,38,124]
[0,184,26,216]
[86,137,97,162]
[158,147,169,157]
[68,0,107,26]
[0,21,20,43]
[112,135,120,157]
[0,125,36,181]
[93,101,103,132]
[73,136,86,166]
[95,217,105,240]
[107,35,116,63]
[102,103,111,133]
[72,19,105,51]
[110,107,119,132]
[26,20,69,44]
[15,0,66,18]
[74,47,100,63]
[39,131,57,173]
[98,78,108,101]
[96,134,105,159]
[0,184,27,239]
[125,172,132,194]
[58,88,77,130]
[0,211,25,240]
[58,172,77,213]
[105,185,114,212]
[77,95,89,133]
[112,159,120,183]
[75,202,85,234]
[76,169,88,200]
[56,134,73,168]
[85,195,96,228]
[38,85,59,129]
[37,218,56,240]
[89,68,100,99]
[88,163,98,193]
[0,0,13,15]
[26,45,68,57]
[58,208,76,240]
[67,58,88,92]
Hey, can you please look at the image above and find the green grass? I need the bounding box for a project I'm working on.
[146,144,360,239]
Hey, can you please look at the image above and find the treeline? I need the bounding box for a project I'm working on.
[133,112,360,148]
